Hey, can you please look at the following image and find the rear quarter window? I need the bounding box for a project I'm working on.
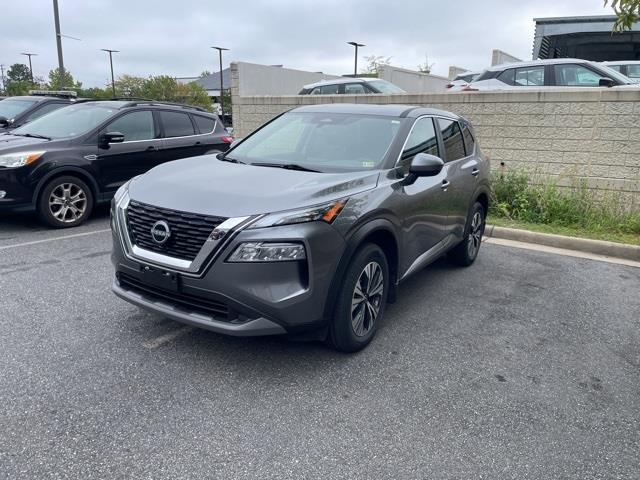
[193,115,217,134]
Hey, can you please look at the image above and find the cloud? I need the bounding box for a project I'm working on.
[0,0,611,87]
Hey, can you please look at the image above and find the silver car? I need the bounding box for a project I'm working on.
[602,61,640,83]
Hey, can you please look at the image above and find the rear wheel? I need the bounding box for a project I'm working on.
[328,244,388,353]
[37,176,94,228]
[448,201,485,266]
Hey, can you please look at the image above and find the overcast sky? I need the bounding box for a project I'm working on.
[2,0,614,88]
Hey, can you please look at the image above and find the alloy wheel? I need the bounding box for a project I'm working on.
[467,211,483,259]
[49,183,87,223]
[351,261,384,337]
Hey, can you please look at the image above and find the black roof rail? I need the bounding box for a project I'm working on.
[120,99,209,113]
[110,97,154,102]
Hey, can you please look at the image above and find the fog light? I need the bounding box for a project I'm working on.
[228,242,306,262]
[0,191,6,199]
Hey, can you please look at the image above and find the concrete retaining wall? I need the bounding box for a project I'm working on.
[231,62,341,96]
[378,65,450,93]
[230,88,640,209]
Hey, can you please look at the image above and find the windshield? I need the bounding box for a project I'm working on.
[12,104,117,139]
[229,112,403,172]
[367,80,406,94]
[0,99,38,120]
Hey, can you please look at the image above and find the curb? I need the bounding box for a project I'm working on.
[484,225,640,262]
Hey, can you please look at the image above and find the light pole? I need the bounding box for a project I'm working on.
[347,41,365,76]
[52,0,65,89]
[21,52,37,84]
[101,49,119,97]
[0,64,5,94]
[211,46,229,116]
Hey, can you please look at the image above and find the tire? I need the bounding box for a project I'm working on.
[328,243,389,353]
[37,176,94,228]
[448,201,485,267]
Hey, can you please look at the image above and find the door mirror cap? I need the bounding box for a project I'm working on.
[0,116,10,128]
[409,153,445,177]
[100,131,125,145]
[599,77,615,88]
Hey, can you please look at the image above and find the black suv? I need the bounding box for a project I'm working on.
[0,92,76,133]
[0,100,231,227]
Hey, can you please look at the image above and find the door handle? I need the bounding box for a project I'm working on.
[441,180,451,190]
[146,146,157,151]
[471,168,480,177]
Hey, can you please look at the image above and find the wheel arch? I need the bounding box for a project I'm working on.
[323,219,401,322]
[32,167,100,205]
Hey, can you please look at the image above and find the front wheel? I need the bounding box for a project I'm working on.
[328,244,389,353]
[37,176,94,228]
[448,201,485,266]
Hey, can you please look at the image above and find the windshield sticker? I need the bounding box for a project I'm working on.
[362,161,375,168]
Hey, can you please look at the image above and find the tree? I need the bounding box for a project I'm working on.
[417,54,435,74]
[112,74,212,110]
[47,68,82,91]
[5,63,34,95]
[199,70,213,78]
[605,0,640,31]
[113,74,146,97]
[362,55,392,75]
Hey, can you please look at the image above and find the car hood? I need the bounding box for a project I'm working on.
[0,133,49,151]
[128,155,381,218]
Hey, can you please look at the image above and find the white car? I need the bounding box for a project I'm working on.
[602,61,640,83]
[445,71,482,92]
[464,58,635,91]
[298,78,406,95]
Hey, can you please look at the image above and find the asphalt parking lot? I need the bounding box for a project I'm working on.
[1,210,639,480]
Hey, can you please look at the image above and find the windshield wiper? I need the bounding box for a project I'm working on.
[251,162,321,173]
[217,153,245,164]
[13,132,52,140]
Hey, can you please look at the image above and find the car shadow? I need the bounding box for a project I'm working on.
[0,204,111,236]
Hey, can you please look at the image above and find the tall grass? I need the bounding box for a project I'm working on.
[490,170,640,236]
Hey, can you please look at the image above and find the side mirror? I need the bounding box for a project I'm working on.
[409,153,444,177]
[0,116,10,128]
[599,77,615,88]
[100,131,125,145]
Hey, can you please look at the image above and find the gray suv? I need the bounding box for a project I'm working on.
[110,104,490,352]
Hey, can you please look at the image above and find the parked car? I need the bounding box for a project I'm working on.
[0,91,76,133]
[464,58,636,91]
[299,78,406,95]
[0,100,231,227]
[445,71,482,92]
[110,103,490,352]
[602,61,640,83]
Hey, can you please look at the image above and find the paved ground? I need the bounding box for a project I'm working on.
[1,210,639,479]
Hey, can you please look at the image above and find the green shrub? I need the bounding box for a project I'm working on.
[489,170,640,235]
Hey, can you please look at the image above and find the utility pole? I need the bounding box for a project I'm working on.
[211,46,229,116]
[52,0,65,89]
[21,53,37,83]
[347,41,365,76]
[101,49,119,97]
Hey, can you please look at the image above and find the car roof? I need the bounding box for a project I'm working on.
[6,95,68,103]
[302,77,384,89]
[73,99,214,114]
[602,60,640,65]
[485,58,593,72]
[291,103,460,120]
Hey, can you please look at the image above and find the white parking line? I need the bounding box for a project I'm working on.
[143,326,194,349]
[485,237,640,268]
[0,228,111,251]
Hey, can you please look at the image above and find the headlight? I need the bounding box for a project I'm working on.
[228,242,306,262]
[248,199,347,229]
[113,179,131,204]
[0,151,46,168]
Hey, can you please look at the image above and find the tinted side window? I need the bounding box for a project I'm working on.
[497,68,515,86]
[554,64,601,86]
[399,117,439,168]
[193,115,216,133]
[24,103,66,122]
[627,64,640,78]
[344,83,366,94]
[105,111,155,141]
[438,119,466,162]
[514,66,545,86]
[461,123,475,155]
[320,84,340,94]
[160,111,195,137]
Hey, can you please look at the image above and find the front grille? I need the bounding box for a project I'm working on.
[126,201,226,261]
[118,272,236,321]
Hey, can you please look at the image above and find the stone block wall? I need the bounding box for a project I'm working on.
[230,87,640,209]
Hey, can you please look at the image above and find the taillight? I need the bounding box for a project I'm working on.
[221,136,233,143]
[446,83,454,89]
[462,85,479,92]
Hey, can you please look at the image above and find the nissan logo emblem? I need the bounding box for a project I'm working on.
[150,220,171,245]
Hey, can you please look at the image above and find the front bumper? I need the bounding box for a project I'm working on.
[0,167,35,212]
[110,199,346,336]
